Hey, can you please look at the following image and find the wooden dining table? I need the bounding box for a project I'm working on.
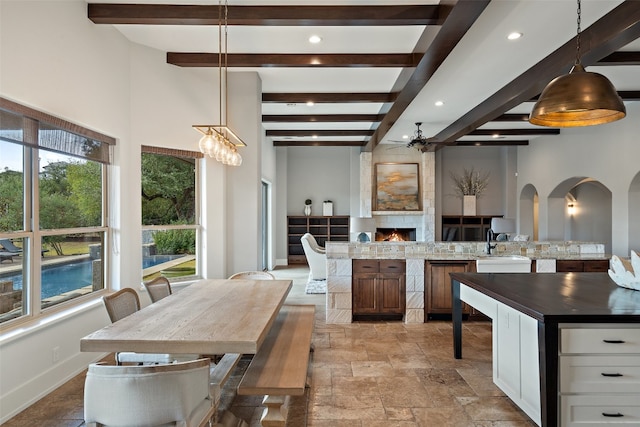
[80,278,292,355]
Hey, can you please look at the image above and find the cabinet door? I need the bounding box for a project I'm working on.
[378,273,405,314]
[583,260,609,272]
[352,274,378,314]
[426,262,470,315]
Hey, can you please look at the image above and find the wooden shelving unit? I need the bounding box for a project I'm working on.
[441,215,501,242]
[287,216,350,264]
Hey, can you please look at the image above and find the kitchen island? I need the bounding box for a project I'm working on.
[450,272,640,427]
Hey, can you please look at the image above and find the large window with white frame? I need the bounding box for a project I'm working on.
[140,146,201,283]
[0,98,113,325]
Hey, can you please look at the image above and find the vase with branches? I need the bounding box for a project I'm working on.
[450,167,490,197]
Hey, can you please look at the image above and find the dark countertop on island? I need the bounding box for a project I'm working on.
[450,272,640,323]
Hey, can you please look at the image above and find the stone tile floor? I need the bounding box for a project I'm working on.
[3,266,536,426]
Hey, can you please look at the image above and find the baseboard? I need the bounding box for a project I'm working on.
[275,258,288,267]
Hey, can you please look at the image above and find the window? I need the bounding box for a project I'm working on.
[0,98,114,325]
[141,147,201,282]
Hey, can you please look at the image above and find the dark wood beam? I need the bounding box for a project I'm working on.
[262,93,397,103]
[364,0,491,151]
[595,51,640,65]
[88,4,443,26]
[167,53,421,68]
[454,140,530,146]
[273,140,367,147]
[469,129,560,136]
[262,114,384,123]
[491,114,530,122]
[432,1,640,145]
[266,129,374,137]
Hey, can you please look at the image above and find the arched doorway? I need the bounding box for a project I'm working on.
[519,184,538,241]
[629,171,640,252]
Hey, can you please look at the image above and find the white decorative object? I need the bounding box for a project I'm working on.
[463,195,476,216]
[608,250,640,291]
[304,205,311,216]
[323,201,333,216]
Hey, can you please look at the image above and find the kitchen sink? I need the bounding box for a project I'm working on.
[476,255,532,273]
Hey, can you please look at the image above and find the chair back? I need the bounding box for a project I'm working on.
[143,276,172,303]
[228,271,275,280]
[301,233,327,280]
[102,288,140,323]
[84,358,214,426]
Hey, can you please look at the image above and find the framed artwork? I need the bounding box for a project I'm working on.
[374,163,421,211]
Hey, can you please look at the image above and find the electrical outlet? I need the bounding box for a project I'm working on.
[52,346,60,363]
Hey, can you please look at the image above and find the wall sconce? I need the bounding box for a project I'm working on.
[567,203,575,215]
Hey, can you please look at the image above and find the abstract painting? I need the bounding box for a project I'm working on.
[374,163,421,211]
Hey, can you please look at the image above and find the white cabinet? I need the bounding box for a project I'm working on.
[494,303,541,426]
[559,325,640,426]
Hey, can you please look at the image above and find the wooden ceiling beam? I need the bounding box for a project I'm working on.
[364,0,491,151]
[273,141,367,147]
[167,53,421,68]
[595,51,640,65]
[491,114,530,122]
[88,4,442,26]
[262,93,397,103]
[469,129,559,136]
[432,1,640,145]
[454,140,530,146]
[262,114,384,123]
[266,129,373,137]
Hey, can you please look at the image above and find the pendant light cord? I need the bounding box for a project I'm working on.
[218,0,223,127]
[575,0,581,65]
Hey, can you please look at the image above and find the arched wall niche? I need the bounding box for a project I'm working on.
[629,171,640,253]
[519,184,538,240]
[549,177,612,253]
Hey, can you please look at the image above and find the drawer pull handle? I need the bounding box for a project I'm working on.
[602,412,624,418]
[388,266,397,269]
[602,339,626,344]
[601,372,623,377]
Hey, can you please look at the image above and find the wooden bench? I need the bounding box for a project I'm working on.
[237,304,315,427]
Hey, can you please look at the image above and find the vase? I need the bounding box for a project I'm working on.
[463,195,476,216]
[304,205,311,216]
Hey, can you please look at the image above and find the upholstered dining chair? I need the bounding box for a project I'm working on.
[228,271,275,280]
[102,288,197,365]
[84,358,215,427]
[143,276,172,303]
[301,233,327,280]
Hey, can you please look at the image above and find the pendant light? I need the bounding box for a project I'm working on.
[193,0,245,166]
[529,0,625,127]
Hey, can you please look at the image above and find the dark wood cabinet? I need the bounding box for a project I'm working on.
[556,259,609,272]
[287,216,349,264]
[425,260,475,320]
[352,260,405,319]
[441,215,501,241]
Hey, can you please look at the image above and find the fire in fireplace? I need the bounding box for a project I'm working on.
[375,228,417,241]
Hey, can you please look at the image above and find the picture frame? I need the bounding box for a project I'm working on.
[374,162,421,211]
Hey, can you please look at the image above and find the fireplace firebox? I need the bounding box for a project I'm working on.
[375,228,417,242]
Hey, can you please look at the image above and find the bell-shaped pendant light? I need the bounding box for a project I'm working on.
[529,0,625,127]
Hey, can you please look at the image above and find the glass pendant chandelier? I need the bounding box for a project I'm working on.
[193,0,245,166]
[529,0,626,127]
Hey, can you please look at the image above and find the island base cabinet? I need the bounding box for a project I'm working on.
[494,303,541,426]
[560,395,640,426]
[352,260,405,318]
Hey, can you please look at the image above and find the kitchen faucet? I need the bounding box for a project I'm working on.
[486,229,496,255]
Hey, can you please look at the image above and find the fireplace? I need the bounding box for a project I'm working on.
[375,228,417,242]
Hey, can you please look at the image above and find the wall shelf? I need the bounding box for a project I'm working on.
[441,215,501,242]
[287,216,349,264]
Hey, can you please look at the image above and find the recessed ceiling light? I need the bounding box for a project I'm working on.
[507,32,523,40]
[306,101,315,107]
[492,134,501,139]
[308,35,322,44]
[402,135,409,139]
[312,135,318,139]
[435,100,444,107]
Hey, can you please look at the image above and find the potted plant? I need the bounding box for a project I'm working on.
[304,199,312,216]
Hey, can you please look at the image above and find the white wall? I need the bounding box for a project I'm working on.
[517,102,640,256]
[0,1,266,420]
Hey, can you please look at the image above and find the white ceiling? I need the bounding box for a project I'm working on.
[89,0,640,148]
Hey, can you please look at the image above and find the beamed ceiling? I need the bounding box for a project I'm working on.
[87,0,640,151]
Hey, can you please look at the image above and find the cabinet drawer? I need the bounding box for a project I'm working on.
[379,260,405,273]
[583,260,610,272]
[560,355,640,393]
[556,260,584,272]
[353,259,379,273]
[561,395,640,426]
[561,328,640,354]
